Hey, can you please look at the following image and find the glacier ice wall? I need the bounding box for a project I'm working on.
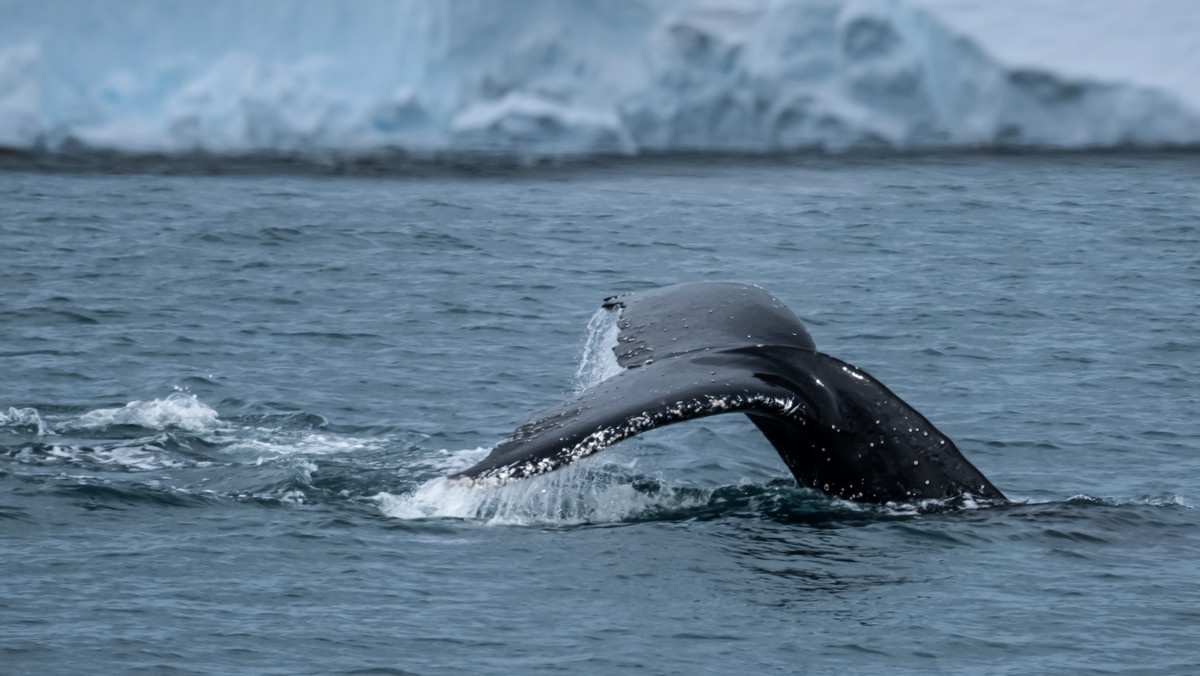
[2,0,1198,158]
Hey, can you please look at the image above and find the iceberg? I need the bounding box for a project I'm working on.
[1,0,1198,159]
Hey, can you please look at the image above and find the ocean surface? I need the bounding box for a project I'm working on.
[3,152,1199,674]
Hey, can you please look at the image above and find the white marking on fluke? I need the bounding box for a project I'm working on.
[456,393,801,486]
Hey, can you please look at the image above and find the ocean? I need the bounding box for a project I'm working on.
[3,152,1198,674]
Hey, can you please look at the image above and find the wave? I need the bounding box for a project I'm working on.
[0,406,55,436]
[0,395,395,506]
[3,390,1191,526]
[70,393,222,433]
[2,0,1198,161]
[1062,493,1193,510]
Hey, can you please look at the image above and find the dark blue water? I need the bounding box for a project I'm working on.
[3,154,1199,674]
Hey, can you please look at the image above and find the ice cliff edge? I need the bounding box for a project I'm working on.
[2,0,1198,157]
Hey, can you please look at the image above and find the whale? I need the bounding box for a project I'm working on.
[449,282,1005,503]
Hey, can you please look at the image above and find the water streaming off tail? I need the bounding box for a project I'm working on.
[573,306,622,392]
[382,307,678,524]
[375,462,709,525]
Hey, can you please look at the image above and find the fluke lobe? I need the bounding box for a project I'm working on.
[449,282,1004,504]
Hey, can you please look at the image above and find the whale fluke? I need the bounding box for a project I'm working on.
[449,282,1004,503]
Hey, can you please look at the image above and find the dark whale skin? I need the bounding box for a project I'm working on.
[450,282,1005,504]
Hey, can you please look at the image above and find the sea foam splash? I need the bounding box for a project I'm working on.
[72,393,221,433]
[375,460,709,525]
[3,0,1198,157]
[1,407,56,437]
[380,308,638,525]
[5,393,361,473]
[1064,493,1195,510]
[224,434,385,461]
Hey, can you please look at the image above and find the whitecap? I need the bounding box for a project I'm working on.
[73,393,221,433]
[1,407,56,436]
[1064,493,1194,509]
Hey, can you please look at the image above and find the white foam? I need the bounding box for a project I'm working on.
[375,444,704,525]
[225,432,383,460]
[1063,493,1194,509]
[278,489,308,505]
[73,393,221,432]
[90,443,186,471]
[8,437,190,471]
[375,463,708,525]
[1,406,56,436]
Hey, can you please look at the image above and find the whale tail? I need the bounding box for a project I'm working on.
[450,282,1004,504]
